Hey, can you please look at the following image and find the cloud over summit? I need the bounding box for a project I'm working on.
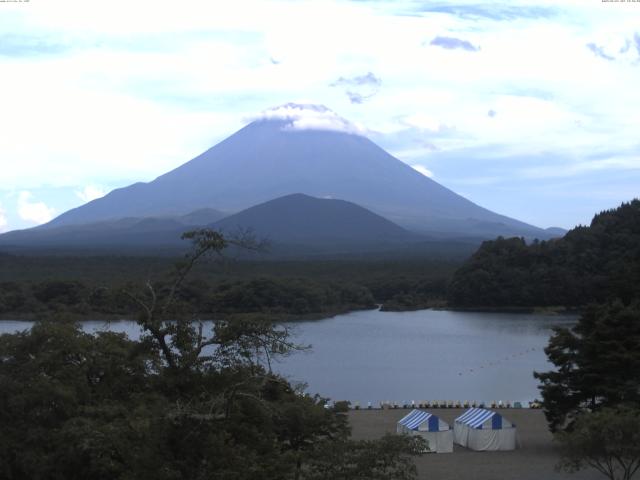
[1,0,639,231]
[251,103,365,135]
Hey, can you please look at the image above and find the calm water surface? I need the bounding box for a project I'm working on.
[0,309,575,405]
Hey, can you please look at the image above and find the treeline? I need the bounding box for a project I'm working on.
[370,276,449,310]
[0,277,379,320]
[8,195,640,316]
[0,255,459,318]
[0,252,461,284]
[449,200,640,307]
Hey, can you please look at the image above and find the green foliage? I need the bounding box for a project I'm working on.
[0,321,425,479]
[0,276,378,320]
[0,282,26,312]
[556,406,640,480]
[0,233,461,318]
[534,301,640,432]
[369,276,449,311]
[304,434,426,480]
[0,320,159,479]
[0,229,422,479]
[449,200,640,307]
[32,280,86,305]
[0,257,458,319]
[209,278,375,315]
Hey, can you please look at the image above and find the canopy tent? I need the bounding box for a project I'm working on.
[396,409,453,453]
[453,408,518,451]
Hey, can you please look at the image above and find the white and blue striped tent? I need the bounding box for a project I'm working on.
[453,408,518,451]
[396,410,453,453]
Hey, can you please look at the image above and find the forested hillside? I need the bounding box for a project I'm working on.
[449,200,640,307]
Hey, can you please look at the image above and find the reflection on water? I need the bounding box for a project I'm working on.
[1,309,576,405]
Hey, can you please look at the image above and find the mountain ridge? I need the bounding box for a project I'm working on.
[0,193,428,256]
[212,193,419,246]
[20,104,552,240]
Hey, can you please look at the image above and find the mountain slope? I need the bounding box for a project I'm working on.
[0,194,422,255]
[42,104,549,239]
[212,193,418,246]
[0,209,226,251]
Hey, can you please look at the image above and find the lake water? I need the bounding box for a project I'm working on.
[0,309,575,406]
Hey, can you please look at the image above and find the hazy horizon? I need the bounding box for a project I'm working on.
[1,0,639,232]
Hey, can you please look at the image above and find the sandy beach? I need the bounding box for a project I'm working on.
[348,408,602,480]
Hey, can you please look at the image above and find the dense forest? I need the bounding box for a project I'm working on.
[0,277,376,320]
[0,231,424,479]
[0,254,457,320]
[448,200,640,308]
[4,199,638,318]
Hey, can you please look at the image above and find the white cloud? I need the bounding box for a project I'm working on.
[519,155,640,180]
[0,204,7,233]
[1,0,640,229]
[411,164,434,178]
[402,113,447,132]
[251,103,366,135]
[75,185,107,203]
[17,191,55,225]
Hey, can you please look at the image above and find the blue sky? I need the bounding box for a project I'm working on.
[0,0,639,232]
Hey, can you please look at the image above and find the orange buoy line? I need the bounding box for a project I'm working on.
[342,399,543,410]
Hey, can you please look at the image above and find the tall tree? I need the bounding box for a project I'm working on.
[535,301,640,432]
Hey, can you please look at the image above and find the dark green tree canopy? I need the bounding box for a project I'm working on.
[535,301,640,432]
[0,229,422,480]
[449,199,640,307]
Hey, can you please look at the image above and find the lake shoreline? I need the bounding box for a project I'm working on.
[382,304,583,315]
[0,304,580,323]
[0,305,377,323]
[1,309,575,402]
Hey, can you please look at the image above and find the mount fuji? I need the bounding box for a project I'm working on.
[5,104,553,249]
